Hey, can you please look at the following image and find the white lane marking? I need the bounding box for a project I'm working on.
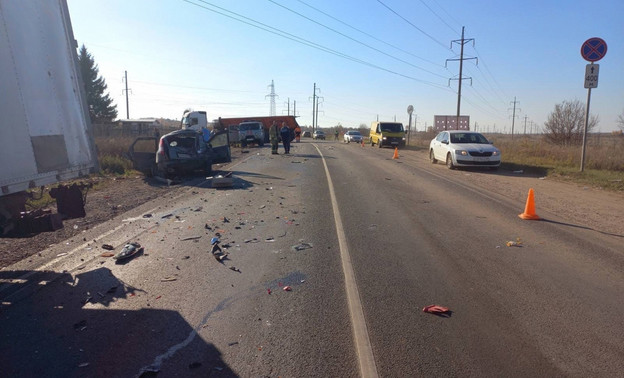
[313,143,379,378]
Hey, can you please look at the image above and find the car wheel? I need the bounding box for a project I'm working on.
[446,153,455,169]
[378,140,382,148]
[429,149,437,164]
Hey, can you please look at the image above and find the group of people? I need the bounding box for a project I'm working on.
[269,121,298,155]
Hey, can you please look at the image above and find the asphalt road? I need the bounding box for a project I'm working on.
[1,140,623,377]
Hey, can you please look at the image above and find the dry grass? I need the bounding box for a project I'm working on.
[407,132,624,191]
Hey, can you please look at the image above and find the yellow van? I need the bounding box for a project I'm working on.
[369,121,406,148]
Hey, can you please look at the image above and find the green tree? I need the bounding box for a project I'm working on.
[543,99,598,145]
[78,45,117,122]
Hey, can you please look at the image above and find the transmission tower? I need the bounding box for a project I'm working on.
[446,26,477,128]
[508,97,521,138]
[266,80,278,116]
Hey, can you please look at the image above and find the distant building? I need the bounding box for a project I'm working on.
[434,115,470,131]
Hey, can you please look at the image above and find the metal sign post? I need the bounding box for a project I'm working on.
[579,38,607,172]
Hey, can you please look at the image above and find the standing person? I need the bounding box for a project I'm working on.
[294,125,301,143]
[334,129,339,141]
[269,121,279,155]
[280,122,291,154]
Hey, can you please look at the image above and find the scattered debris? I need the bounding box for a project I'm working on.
[193,206,203,212]
[283,286,292,291]
[161,213,173,219]
[291,242,313,251]
[161,276,177,282]
[113,242,143,261]
[211,237,219,245]
[212,174,234,188]
[143,214,153,218]
[205,224,212,230]
[56,252,68,257]
[222,217,230,223]
[100,252,115,258]
[101,244,114,250]
[267,288,271,295]
[244,238,259,243]
[265,237,275,242]
[422,305,451,316]
[228,341,239,346]
[229,266,241,273]
[78,362,89,368]
[73,320,87,331]
[181,235,202,241]
[506,238,523,247]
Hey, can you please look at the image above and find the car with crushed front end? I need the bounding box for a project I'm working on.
[343,130,363,144]
[429,130,500,170]
[129,129,231,178]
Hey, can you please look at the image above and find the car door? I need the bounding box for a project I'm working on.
[128,136,158,175]
[433,132,447,160]
[205,130,231,163]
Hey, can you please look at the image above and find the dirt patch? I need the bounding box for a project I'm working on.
[0,176,175,268]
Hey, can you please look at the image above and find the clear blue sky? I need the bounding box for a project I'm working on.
[67,0,623,133]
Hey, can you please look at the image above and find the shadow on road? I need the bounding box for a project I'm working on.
[0,267,237,377]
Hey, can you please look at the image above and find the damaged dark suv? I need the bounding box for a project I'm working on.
[129,129,231,178]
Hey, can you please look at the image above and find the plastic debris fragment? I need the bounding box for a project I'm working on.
[422,305,450,315]
[283,286,292,291]
[101,244,114,250]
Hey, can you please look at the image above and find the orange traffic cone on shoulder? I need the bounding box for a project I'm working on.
[392,147,399,159]
[519,188,540,220]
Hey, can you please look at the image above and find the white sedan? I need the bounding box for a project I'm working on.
[429,130,501,169]
[343,130,363,143]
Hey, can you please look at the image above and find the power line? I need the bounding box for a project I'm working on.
[375,0,450,50]
[182,0,448,88]
[416,0,459,35]
[268,0,447,78]
[294,0,443,67]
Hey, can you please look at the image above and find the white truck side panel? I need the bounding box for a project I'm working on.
[0,0,97,196]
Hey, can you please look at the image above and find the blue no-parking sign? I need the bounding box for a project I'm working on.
[581,38,607,62]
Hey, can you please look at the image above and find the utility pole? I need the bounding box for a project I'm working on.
[122,70,131,119]
[446,26,477,128]
[312,83,316,132]
[523,115,528,135]
[508,97,520,139]
[266,80,278,116]
[293,100,297,118]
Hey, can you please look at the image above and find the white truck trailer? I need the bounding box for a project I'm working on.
[0,0,99,234]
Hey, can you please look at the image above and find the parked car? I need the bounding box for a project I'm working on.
[129,129,231,178]
[313,130,325,140]
[238,121,265,147]
[429,130,500,170]
[343,130,363,144]
[302,131,311,138]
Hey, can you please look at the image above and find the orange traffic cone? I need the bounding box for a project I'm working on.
[518,188,540,220]
[392,147,399,159]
